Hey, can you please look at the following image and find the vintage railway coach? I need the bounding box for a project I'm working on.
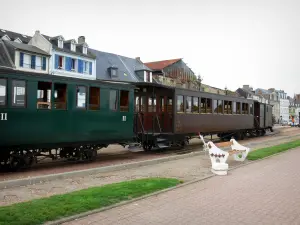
[0,69,135,169]
[133,82,273,151]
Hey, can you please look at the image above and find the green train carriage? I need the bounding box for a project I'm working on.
[0,69,136,169]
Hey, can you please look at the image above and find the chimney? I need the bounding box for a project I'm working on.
[78,36,85,44]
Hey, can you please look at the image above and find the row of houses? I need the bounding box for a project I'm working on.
[0,28,297,123]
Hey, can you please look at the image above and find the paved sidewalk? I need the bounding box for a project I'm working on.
[65,148,300,225]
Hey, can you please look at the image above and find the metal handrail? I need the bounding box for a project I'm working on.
[138,113,145,134]
[155,114,162,133]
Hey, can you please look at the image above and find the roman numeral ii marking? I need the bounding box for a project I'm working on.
[0,113,7,121]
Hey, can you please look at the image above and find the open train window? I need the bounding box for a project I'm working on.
[12,80,26,107]
[109,90,118,111]
[89,87,100,110]
[141,96,146,112]
[53,83,67,110]
[232,102,237,114]
[0,79,7,106]
[167,97,172,113]
[148,96,156,112]
[192,97,199,113]
[249,104,253,115]
[160,97,164,112]
[37,81,51,109]
[135,96,139,112]
[76,86,87,109]
[200,98,206,113]
[242,103,249,114]
[224,101,232,114]
[177,95,184,113]
[207,99,212,113]
[236,102,241,114]
[120,90,129,112]
[186,96,192,113]
[217,100,223,114]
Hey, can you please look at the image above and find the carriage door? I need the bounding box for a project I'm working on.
[159,96,173,132]
[260,104,265,128]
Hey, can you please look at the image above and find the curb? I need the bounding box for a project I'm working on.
[44,174,215,225]
[0,151,205,189]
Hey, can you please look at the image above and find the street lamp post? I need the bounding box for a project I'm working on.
[225,86,228,95]
[197,74,202,91]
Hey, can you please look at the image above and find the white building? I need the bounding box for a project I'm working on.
[276,90,289,123]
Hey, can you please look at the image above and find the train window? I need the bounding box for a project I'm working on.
[76,86,87,109]
[141,96,146,112]
[207,98,212,113]
[192,97,199,113]
[186,96,192,113]
[232,102,237,114]
[12,80,26,107]
[217,100,223,114]
[37,81,51,109]
[89,87,100,110]
[53,83,67,109]
[109,89,118,111]
[249,104,253,115]
[200,98,206,113]
[120,90,129,112]
[242,103,249,114]
[236,102,241,114]
[160,97,165,112]
[213,100,218,113]
[0,79,7,106]
[148,96,156,112]
[135,96,139,112]
[167,97,173,113]
[177,95,184,112]
[224,101,232,114]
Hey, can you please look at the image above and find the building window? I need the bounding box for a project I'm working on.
[71,58,76,71]
[76,86,87,108]
[83,61,89,73]
[58,39,63,48]
[0,79,7,106]
[177,95,184,112]
[53,83,67,109]
[12,80,26,107]
[37,81,51,109]
[186,96,192,113]
[109,90,118,111]
[120,90,129,112]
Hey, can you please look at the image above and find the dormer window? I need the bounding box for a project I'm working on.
[58,39,63,48]
[71,42,76,52]
[108,66,118,78]
[83,46,87,54]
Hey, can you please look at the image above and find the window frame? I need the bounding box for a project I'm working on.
[0,78,7,107]
[89,86,100,110]
[52,82,68,110]
[109,89,118,111]
[120,90,130,112]
[76,85,87,109]
[37,81,52,110]
[11,79,27,108]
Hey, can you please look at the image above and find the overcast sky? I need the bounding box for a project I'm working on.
[1,0,299,96]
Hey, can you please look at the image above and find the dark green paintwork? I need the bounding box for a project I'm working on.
[0,71,135,149]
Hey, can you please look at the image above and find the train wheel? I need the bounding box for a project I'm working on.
[143,142,153,152]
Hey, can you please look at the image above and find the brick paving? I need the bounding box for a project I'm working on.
[64,148,300,225]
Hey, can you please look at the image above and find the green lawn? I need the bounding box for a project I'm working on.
[247,139,300,160]
[0,177,181,225]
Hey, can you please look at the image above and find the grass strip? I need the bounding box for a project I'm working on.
[0,177,181,225]
[247,139,300,160]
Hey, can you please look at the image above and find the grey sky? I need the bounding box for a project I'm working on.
[1,0,299,96]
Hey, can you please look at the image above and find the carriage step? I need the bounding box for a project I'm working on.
[128,143,141,149]
[156,138,167,142]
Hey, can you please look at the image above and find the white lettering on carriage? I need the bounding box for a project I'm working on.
[0,113,7,121]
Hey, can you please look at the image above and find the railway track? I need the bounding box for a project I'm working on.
[0,127,294,181]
